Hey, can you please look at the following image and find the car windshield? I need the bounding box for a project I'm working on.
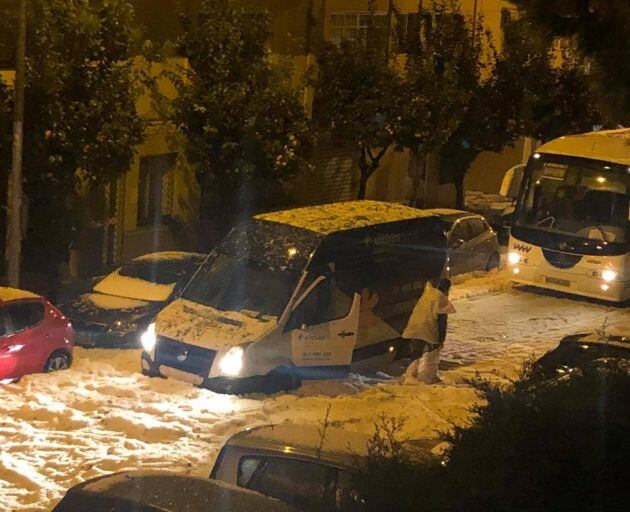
[118,257,201,285]
[182,253,298,317]
[517,155,630,243]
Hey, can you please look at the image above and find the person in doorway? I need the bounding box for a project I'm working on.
[401,278,455,384]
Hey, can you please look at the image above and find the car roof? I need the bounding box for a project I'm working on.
[567,319,630,350]
[0,287,41,303]
[225,424,441,468]
[70,471,295,512]
[255,200,437,235]
[537,128,630,166]
[225,424,371,468]
[132,251,205,262]
[421,208,479,222]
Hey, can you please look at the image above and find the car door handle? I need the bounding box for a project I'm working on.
[338,331,355,338]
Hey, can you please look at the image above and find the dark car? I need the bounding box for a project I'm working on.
[424,209,501,276]
[533,324,630,381]
[52,471,298,512]
[62,252,205,349]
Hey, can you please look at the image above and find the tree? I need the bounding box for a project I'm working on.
[312,21,401,200]
[0,0,146,280]
[510,0,630,124]
[352,364,630,512]
[395,0,484,208]
[440,14,601,208]
[172,0,311,218]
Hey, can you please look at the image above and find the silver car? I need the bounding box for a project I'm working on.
[424,209,501,276]
[210,423,438,511]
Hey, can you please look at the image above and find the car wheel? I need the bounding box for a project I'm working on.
[44,351,72,373]
[486,252,500,271]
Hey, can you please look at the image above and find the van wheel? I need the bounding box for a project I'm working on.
[486,252,500,271]
[266,368,302,393]
[395,340,413,360]
[44,351,72,373]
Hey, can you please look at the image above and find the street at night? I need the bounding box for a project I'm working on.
[2,0,630,510]
[0,268,623,510]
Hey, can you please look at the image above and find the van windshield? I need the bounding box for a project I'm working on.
[182,253,298,317]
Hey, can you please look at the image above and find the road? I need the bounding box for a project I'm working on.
[0,269,623,511]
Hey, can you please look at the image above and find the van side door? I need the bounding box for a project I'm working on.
[286,275,360,370]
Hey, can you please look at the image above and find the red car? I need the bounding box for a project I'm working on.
[0,287,73,383]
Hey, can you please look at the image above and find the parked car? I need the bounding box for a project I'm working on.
[0,287,73,383]
[52,471,298,512]
[533,319,630,381]
[62,252,205,349]
[211,423,438,511]
[424,209,501,276]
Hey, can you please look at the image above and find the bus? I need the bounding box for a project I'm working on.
[508,129,630,302]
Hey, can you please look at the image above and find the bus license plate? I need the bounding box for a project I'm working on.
[546,276,571,287]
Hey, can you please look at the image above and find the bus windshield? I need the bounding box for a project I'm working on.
[516,155,630,244]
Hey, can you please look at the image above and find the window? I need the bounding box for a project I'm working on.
[6,302,44,334]
[137,153,177,226]
[468,218,488,238]
[450,221,473,244]
[335,470,362,511]
[240,456,335,511]
[0,309,10,338]
[287,276,353,330]
[394,13,420,53]
[329,12,388,44]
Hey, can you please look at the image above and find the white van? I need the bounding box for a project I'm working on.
[140,201,447,393]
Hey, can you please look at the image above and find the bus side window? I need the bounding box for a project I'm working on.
[287,277,352,330]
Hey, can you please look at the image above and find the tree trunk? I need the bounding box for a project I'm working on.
[357,145,389,200]
[357,169,369,200]
[454,172,465,209]
[357,147,369,200]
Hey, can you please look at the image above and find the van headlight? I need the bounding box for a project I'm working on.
[508,252,521,265]
[601,269,617,282]
[219,346,244,376]
[141,322,157,352]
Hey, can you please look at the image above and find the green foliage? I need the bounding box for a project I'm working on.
[0,0,146,271]
[172,0,311,216]
[351,416,438,512]
[440,12,601,207]
[353,365,630,512]
[312,37,401,199]
[441,366,630,511]
[397,0,482,157]
[510,0,630,124]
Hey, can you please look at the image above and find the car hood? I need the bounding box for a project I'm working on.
[156,298,277,350]
[64,293,159,327]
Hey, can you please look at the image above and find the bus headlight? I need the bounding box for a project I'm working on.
[508,252,521,265]
[601,269,617,282]
[141,322,157,352]
[219,346,244,376]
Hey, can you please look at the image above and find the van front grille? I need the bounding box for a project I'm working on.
[155,336,216,377]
